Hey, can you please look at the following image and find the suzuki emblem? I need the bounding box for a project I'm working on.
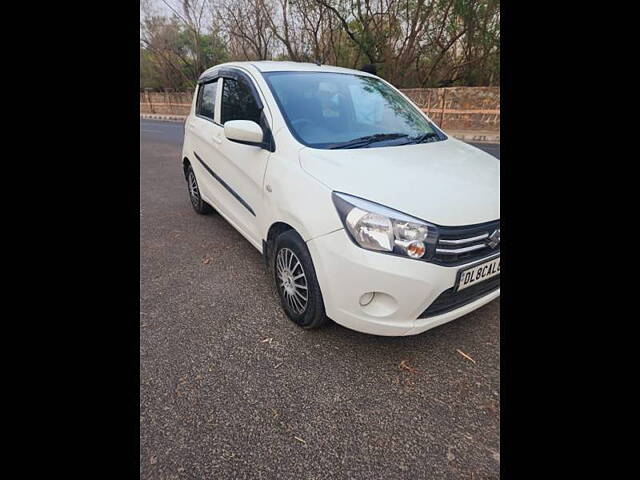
[487,229,500,249]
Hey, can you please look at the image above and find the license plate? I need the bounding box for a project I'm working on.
[457,256,500,291]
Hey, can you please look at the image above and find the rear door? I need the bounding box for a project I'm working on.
[187,79,225,204]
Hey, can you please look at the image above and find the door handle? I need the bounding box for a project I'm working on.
[212,135,222,144]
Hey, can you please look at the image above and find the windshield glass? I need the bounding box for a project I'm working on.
[262,72,445,149]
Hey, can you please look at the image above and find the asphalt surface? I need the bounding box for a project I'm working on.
[472,142,500,159]
[140,119,500,479]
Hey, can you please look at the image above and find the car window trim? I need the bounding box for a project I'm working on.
[197,67,275,152]
[198,68,264,111]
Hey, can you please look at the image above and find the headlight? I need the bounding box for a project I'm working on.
[332,192,438,260]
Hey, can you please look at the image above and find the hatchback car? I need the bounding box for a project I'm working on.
[181,61,499,336]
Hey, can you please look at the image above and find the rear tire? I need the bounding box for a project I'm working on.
[273,230,327,329]
[186,165,213,214]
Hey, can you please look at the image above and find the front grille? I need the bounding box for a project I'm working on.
[432,220,500,266]
[418,275,500,318]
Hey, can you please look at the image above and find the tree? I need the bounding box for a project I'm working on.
[140,0,229,90]
[140,0,500,90]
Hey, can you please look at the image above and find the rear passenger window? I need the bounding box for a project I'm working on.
[221,78,261,124]
[196,80,217,120]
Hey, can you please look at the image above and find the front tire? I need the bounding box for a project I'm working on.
[186,165,213,214]
[273,230,327,329]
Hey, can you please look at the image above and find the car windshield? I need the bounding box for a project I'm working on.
[262,71,445,149]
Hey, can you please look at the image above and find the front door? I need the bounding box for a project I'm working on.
[211,75,272,247]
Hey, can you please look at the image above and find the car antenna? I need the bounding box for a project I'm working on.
[315,60,322,66]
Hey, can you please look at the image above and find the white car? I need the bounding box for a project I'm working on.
[181,61,499,336]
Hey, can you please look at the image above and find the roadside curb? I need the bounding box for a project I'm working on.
[448,131,500,144]
[141,113,186,123]
[140,114,500,144]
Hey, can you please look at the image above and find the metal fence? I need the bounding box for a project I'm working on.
[140,86,499,131]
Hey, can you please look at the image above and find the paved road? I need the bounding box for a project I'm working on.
[473,142,500,159]
[140,119,500,479]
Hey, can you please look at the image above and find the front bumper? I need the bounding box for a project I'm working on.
[307,229,499,336]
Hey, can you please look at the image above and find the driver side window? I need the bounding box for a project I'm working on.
[221,78,262,125]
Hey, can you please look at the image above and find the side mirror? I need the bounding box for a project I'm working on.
[224,120,264,146]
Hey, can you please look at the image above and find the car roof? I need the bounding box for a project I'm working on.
[199,61,376,79]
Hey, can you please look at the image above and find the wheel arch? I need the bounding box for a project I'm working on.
[263,221,297,265]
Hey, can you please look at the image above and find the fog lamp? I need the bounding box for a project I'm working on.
[359,292,375,306]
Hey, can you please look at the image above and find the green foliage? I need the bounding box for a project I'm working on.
[140,14,229,91]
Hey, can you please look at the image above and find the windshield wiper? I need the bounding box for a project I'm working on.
[327,133,410,149]
[407,132,441,144]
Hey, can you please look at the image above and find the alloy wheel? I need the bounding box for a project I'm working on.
[276,248,308,314]
[188,171,200,207]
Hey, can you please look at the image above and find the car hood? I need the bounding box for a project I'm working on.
[299,138,500,226]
